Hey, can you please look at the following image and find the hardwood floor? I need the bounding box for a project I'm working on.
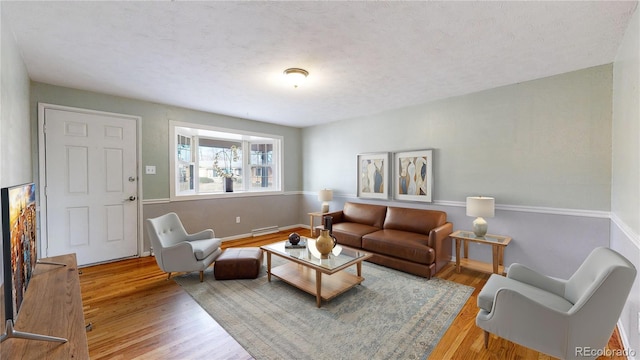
[79,228,626,359]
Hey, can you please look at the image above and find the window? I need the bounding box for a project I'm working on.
[176,134,194,193]
[170,121,282,198]
[249,143,275,189]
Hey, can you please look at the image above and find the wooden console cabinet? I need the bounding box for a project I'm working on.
[0,253,89,359]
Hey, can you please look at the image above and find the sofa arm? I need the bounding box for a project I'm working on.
[428,222,452,249]
[323,210,344,223]
[430,222,453,273]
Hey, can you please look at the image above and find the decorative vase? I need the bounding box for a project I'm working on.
[316,229,337,258]
[224,177,234,192]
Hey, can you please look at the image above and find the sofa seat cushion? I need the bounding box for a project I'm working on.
[332,223,381,248]
[190,238,222,261]
[477,274,574,313]
[362,229,434,265]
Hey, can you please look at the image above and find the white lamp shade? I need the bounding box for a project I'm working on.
[318,189,333,202]
[466,197,495,218]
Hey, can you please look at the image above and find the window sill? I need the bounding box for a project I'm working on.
[169,190,284,202]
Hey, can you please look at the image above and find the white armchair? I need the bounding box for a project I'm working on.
[146,212,222,282]
[476,247,636,360]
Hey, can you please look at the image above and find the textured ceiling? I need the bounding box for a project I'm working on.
[2,1,637,128]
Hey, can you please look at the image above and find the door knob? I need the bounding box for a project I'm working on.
[128,196,137,201]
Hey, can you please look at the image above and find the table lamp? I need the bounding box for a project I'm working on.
[318,189,333,213]
[466,196,495,237]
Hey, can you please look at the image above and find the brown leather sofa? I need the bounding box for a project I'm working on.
[315,202,452,279]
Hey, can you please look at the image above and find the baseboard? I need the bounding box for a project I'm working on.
[219,224,308,243]
[617,319,637,360]
[220,232,253,242]
[281,224,308,231]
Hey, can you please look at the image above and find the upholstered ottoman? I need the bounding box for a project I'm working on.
[214,247,263,280]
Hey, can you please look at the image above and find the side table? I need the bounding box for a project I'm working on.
[449,230,511,275]
[308,211,327,237]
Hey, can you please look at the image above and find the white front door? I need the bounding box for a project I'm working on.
[40,105,139,266]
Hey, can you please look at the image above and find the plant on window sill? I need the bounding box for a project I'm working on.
[213,145,240,179]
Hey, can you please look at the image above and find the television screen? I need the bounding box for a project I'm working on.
[1,182,37,322]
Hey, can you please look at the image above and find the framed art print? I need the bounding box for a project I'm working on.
[357,152,389,199]
[394,149,433,202]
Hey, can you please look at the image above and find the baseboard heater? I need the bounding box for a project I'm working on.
[252,226,279,237]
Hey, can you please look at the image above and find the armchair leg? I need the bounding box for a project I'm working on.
[166,272,172,280]
[199,271,204,282]
[483,330,489,349]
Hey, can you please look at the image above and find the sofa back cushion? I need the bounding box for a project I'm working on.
[343,202,387,228]
[383,207,446,235]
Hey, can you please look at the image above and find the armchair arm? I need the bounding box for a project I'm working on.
[186,229,215,241]
[477,287,569,358]
[160,241,199,271]
[508,263,566,298]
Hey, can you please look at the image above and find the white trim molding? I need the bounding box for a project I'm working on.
[611,213,640,249]
[141,191,304,205]
[433,200,611,218]
[312,194,611,219]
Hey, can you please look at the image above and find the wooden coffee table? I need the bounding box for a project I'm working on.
[261,238,372,307]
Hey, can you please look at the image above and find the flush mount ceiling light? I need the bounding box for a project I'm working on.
[283,68,309,88]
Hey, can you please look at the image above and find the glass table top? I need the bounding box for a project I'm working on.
[451,230,511,245]
[261,237,370,271]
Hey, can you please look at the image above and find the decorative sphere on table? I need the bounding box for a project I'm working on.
[288,232,301,245]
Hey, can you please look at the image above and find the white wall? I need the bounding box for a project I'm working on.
[0,7,31,187]
[611,5,640,357]
[302,65,613,279]
[0,4,33,328]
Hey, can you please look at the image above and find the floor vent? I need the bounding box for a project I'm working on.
[252,226,279,237]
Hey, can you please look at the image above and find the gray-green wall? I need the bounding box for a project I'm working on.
[29,83,304,247]
[29,83,303,199]
[302,65,613,211]
[301,65,614,282]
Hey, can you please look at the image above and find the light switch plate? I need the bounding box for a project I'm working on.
[145,165,156,175]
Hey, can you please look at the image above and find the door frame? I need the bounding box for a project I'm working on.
[37,103,143,261]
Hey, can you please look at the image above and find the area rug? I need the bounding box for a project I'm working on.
[174,259,473,360]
